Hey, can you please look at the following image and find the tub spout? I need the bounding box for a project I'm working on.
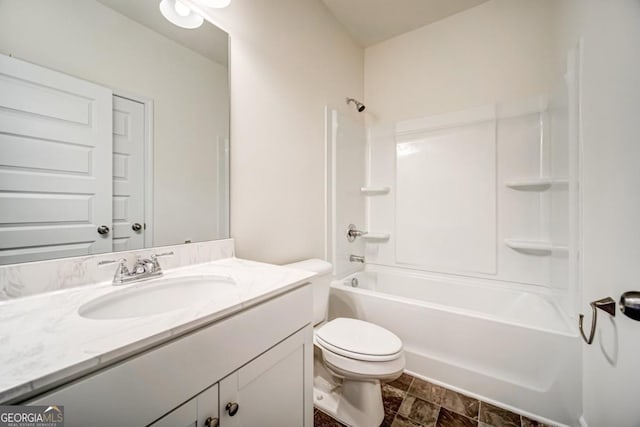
[349,254,365,263]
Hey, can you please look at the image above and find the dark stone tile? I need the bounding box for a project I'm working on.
[398,395,439,426]
[441,389,479,420]
[521,416,552,427]
[408,378,446,405]
[380,410,397,427]
[382,384,407,414]
[388,372,414,392]
[314,408,346,427]
[392,414,426,427]
[436,408,477,427]
[478,402,520,427]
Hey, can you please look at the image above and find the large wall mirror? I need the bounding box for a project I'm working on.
[0,0,230,265]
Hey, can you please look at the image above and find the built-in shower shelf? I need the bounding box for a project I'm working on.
[505,178,568,191]
[504,239,568,255]
[362,233,390,242]
[361,186,391,195]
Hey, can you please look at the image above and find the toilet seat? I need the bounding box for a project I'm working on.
[315,335,403,362]
[315,318,403,362]
[320,345,406,380]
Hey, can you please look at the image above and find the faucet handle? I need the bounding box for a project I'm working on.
[98,258,130,283]
[98,258,125,267]
[152,251,174,259]
[347,224,368,242]
[151,251,174,270]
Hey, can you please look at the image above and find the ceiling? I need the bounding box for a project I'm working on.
[96,0,228,65]
[322,0,491,47]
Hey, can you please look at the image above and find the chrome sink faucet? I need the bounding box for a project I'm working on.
[98,251,174,285]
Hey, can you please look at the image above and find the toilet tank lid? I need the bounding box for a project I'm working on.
[284,258,332,275]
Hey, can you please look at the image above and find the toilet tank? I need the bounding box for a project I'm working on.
[283,259,332,326]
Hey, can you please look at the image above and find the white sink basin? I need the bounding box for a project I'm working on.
[79,274,237,320]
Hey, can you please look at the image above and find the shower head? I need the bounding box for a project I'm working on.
[346,97,366,112]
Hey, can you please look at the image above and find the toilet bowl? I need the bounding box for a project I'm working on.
[284,259,405,427]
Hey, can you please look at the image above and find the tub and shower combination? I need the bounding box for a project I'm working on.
[328,265,581,426]
[327,74,581,425]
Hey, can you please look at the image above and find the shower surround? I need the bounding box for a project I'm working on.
[326,49,581,425]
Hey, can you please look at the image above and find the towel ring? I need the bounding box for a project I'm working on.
[579,297,616,344]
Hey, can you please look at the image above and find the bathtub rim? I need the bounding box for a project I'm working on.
[331,266,577,338]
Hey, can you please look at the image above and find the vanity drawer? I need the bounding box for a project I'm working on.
[28,284,312,427]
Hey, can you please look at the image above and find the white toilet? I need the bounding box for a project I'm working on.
[285,259,405,427]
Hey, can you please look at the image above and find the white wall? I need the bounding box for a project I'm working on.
[362,1,572,290]
[364,0,561,125]
[200,0,364,264]
[0,0,229,247]
[553,1,640,426]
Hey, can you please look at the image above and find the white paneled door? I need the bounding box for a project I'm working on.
[0,54,112,264]
[112,95,145,252]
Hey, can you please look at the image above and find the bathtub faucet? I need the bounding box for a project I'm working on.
[347,224,368,242]
[349,254,365,263]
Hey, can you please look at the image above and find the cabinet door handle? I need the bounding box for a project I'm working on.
[225,402,239,416]
[204,417,219,427]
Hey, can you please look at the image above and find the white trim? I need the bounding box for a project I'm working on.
[578,415,589,427]
[395,103,496,135]
[324,106,330,262]
[144,100,154,248]
[576,38,585,320]
[396,97,549,138]
[112,89,154,248]
[217,135,229,238]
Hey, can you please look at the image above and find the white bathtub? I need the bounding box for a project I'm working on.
[328,265,581,426]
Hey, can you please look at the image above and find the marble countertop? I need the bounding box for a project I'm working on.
[0,258,314,403]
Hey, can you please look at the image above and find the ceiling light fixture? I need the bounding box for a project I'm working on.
[159,0,204,29]
[200,0,232,8]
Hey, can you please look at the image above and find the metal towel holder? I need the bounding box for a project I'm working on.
[579,297,616,344]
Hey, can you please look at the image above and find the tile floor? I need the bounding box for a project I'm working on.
[313,373,552,427]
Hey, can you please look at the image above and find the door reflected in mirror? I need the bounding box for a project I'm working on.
[0,0,230,265]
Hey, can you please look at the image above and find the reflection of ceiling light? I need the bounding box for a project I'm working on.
[159,0,204,29]
[200,0,232,8]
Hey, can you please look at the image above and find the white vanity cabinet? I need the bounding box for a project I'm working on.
[150,327,308,427]
[151,384,217,427]
[28,285,313,427]
[218,327,308,427]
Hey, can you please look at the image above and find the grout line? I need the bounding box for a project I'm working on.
[407,375,415,391]
[315,373,535,427]
[434,405,442,427]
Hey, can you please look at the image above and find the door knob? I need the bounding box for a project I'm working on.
[620,291,640,321]
[97,225,110,235]
[225,402,239,416]
[132,223,142,232]
[204,417,219,427]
